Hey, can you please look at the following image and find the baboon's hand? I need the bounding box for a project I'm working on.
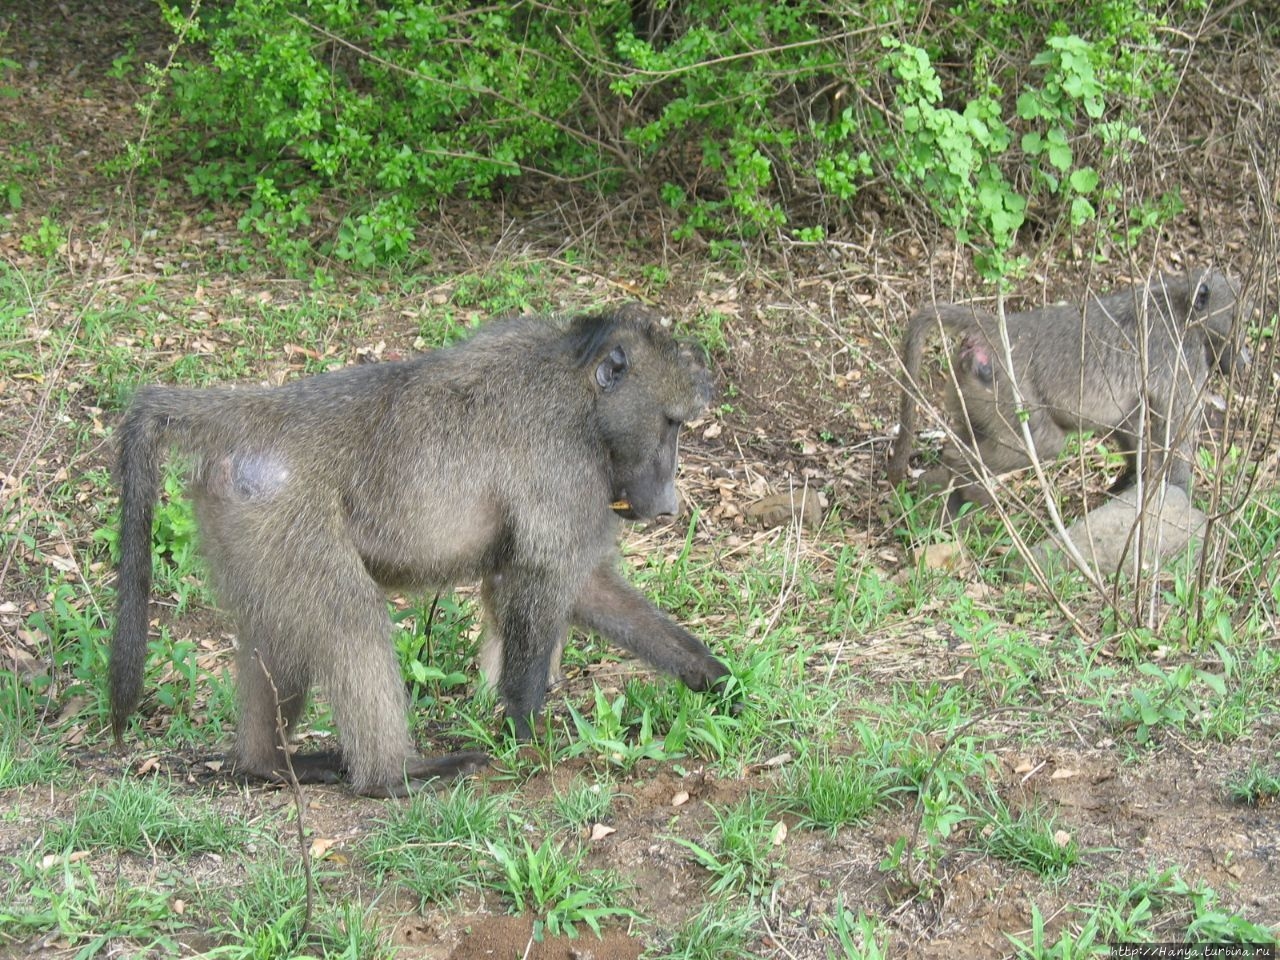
[681,654,732,692]
[689,658,746,717]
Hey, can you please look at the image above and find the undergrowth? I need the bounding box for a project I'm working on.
[140,0,1191,273]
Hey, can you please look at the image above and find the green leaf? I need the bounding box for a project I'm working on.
[1016,91,1044,120]
[1068,167,1099,193]
[1197,671,1227,697]
[1047,142,1073,171]
[1070,196,1096,226]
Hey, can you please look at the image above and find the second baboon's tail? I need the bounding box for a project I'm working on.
[887,304,991,484]
[109,387,170,743]
[888,306,947,483]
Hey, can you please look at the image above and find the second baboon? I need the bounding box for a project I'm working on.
[111,307,731,797]
[888,269,1248,520]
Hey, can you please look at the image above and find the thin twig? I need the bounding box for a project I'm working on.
[255,652,315,945]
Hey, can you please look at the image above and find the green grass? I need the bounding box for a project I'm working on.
[41,777,248,856]
[671,793,783,899]
[565,686,676,771]
[1004,867,1280,958]
[206,858,398,960]
[362,780,507,906]
[4,119,1280,959]
[651,902,760,960]
[487,835,634,938]
[1005,903,1103,960]
[1099,644,1269,748]
[392,594,475,712]
[976,793,1080,880]
[782,748,886,832]
[1226,761,1280,806]
[1097,868,1280,946]
[552,775,617,828]
[825,898,890,960]
[364,781,633,938]
[0,854,188,956]
[446,260,555,317]
[0,734,69,789]
[689,307,730,354]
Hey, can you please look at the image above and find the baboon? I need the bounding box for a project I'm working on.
[888,269,1248,520]
[111,307,731,797]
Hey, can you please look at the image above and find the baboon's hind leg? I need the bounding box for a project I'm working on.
[296,541,425,794]
[226,511,481,796]
[943,408,1069,521]
[309,545,488,795]
[232,620,329,783]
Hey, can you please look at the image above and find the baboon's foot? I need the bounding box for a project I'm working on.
[286,751,348,784]
[227,752,343,788]
[229,749,345,786]
[356,751,490,799]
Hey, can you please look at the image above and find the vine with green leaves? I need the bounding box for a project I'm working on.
[146,0,1186,276]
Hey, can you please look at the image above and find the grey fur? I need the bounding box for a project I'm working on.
[111,307,728,797]
[888,269,1248,520]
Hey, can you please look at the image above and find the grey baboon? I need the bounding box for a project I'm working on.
[888,269,1248,520]
[111,307,731,797]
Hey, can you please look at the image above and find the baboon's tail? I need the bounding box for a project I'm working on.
[887,305,987,484]
[110,387,169,744]
[887,308,940,483]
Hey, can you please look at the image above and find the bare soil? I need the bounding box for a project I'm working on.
[1,2,1277,959]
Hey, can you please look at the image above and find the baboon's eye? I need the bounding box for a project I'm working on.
[1194,283,1210,311]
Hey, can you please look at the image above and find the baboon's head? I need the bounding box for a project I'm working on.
[1180,269,1252,374]
[571,306,713,520]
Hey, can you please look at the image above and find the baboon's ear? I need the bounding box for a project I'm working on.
[595,345,628,391]
[1193,281,1211,312]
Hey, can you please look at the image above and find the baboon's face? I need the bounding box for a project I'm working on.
[592,331,711,521]
[609,414,682,520]
[1185,270,1251,374]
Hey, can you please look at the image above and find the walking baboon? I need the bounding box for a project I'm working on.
[888,269,1248,520]
[111,307,731,797]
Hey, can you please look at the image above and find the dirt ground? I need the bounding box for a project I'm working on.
[1,2,1278,959]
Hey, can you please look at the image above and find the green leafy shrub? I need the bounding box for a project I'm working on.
[151,0,1187,271]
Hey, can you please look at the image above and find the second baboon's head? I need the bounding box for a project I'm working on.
[572,306,713,520]
[1167,268,1252,374]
